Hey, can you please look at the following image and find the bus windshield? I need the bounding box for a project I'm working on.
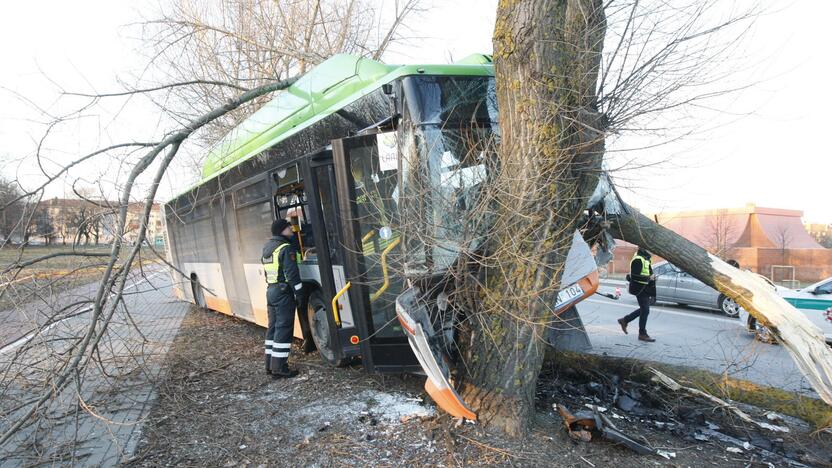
[399,76,499,274]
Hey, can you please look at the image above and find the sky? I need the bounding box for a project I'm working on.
[0,0,829,222]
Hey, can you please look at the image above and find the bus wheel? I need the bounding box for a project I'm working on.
[306,289,347,367]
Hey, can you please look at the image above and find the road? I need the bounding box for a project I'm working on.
[580,282,818,397]
[0,269,190,466]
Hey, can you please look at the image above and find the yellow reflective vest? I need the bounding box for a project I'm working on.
[631,252,651,284]
[263,243,290,284]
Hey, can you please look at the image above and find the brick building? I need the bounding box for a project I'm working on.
[608,204,832,283]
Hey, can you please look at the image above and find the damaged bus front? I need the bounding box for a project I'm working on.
[390,74,619,419]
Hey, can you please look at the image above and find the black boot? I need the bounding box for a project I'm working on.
[617,318,628,335]
[265,352,272,375]
[272,358,299,379]
[638,333,656,342]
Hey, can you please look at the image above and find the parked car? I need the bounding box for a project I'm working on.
[743,277,832,345]
[781,277,832,311]
[652,261,745,316]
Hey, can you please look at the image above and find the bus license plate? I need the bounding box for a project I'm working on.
[556,283,584,308]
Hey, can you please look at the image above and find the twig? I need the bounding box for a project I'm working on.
[456,434,519,459]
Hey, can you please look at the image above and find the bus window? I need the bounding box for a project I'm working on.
[235,200,272,261]
[236,179,269,206]
[273,167,311,251]
[275,164,300,189]
[234,179,272,262]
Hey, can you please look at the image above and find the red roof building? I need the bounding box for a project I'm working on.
[609,204,832,283]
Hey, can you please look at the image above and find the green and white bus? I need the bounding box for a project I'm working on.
[163,53,603,419]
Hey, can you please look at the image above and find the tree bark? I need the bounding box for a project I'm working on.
[459,0,607,435]
[611,205,832,405]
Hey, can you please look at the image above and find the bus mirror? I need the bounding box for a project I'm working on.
[379,226,393,240]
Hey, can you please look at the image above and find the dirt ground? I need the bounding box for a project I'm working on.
[128,306,832,467]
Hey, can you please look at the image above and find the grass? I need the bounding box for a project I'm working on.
[0,245,165,309]
[549,351,832,430]
[0,244,112,274]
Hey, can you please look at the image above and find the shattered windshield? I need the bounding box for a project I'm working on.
[399,76,499,273]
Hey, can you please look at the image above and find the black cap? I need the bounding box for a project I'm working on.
[272,219,291,236]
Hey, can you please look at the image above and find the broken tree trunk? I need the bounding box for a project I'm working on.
[611,204,832,405]
[458,0,606,435]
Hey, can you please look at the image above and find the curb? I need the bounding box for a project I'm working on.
[600,279,627,287]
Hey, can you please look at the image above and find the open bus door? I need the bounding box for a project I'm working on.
[329,134,421,373]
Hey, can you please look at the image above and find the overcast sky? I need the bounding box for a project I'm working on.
[0,0,829,222]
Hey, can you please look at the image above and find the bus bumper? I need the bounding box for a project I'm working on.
[395,287,477,420]
[394,231,600,420]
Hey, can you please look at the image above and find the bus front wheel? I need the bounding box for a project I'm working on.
[306,289,348,367]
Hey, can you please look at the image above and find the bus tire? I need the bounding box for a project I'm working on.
[306,289,348,367]
[297,284,316,353]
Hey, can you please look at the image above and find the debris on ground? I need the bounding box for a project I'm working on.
[541,354,831,467]
[649,367,790,433]
[556,403,660,456]
[129,307,832,466]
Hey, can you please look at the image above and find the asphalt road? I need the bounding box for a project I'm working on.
[581,282,818,397]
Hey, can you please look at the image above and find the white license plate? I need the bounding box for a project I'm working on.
[556,283,584,308]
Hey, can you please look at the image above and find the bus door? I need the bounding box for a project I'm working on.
[331,134,420,373]
[301,151,362,366]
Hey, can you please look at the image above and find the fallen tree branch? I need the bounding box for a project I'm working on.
[649,367,789,432]
[611,205,832,406]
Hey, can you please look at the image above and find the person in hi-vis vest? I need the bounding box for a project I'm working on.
[618,248,657,342]
[261,219,303,378]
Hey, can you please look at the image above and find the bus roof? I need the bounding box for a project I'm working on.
[190,53,494,192]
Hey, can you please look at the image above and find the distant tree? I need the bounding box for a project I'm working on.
[773,224,793,265]
[807,224,832,249]
[28,206,55,245]
[89,212,103,245]
[142,0,424,178]
[701,209,736,260]
[69,207,95,245]
[0,176,25,243]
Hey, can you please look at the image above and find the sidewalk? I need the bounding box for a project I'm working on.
[0,269,189,466]
[601,278,627,287]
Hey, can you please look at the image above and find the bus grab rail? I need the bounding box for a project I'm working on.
[370,237,401,302]
[331,282,351,327]
[361,230,376,243]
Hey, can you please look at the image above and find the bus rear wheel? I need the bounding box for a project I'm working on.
[306,289,348,367]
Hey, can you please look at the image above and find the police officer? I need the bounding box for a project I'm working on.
[262,219,303,378]
[618,247,657,342]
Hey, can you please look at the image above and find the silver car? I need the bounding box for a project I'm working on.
[653,262,741,317]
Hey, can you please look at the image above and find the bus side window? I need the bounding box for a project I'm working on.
[234,179,271,262]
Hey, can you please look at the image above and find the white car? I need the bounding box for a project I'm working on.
[739,276,832,344]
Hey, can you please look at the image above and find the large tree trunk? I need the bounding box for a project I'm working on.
[612,205,832,404]
[458,0,606,435]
